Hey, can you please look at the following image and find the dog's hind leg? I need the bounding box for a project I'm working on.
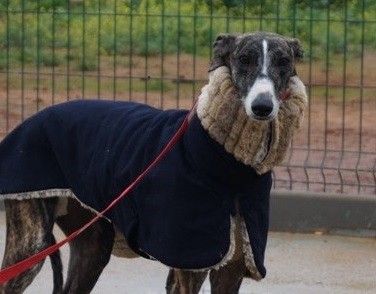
[56,199,114,294]
[49,233,64,294]
[0,198,63,294]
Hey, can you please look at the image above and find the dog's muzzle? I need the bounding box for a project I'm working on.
[244,78,278,121]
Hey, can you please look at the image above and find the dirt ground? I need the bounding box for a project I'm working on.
[0,53,375,195]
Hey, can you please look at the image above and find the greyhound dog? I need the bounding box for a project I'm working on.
[0,32,305,293]
[165,32,304,294]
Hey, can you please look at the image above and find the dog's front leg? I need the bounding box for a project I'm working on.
[208,259,247,294]
[166,269,208,294]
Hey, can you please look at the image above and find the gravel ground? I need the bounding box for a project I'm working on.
[0,210,375,294]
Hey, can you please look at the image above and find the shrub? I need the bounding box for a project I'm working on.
[0,0,375,70]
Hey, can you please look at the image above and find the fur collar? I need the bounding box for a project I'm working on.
[196,66,307,174]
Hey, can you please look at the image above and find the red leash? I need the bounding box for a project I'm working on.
[0,102,197,284]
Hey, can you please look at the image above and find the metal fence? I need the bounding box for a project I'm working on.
[0,0,375,196]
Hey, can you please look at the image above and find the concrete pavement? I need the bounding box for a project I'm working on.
[0,211,375,293]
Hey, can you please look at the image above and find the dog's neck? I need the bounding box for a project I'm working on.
[196,66,307,175]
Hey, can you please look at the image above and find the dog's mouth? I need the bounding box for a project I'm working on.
[251,113,275,121]
[279,89,291,101]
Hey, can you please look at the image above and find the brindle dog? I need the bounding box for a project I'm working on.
[0,32,303,294]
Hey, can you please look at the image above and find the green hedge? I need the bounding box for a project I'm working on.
[1,0,375,70]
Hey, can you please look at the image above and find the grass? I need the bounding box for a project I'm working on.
[1,0,375,71]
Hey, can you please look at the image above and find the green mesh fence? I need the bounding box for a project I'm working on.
[0,0,375,195]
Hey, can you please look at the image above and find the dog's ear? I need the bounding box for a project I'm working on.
[209,34,237,72]
[287,38,304,62]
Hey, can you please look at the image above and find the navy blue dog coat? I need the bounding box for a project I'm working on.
[0,99,271,278]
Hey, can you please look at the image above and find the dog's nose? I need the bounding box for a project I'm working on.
[251,93,274,117]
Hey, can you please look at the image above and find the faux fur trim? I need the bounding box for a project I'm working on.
[0,188,74,201]
[1,191,240,272]
[213,216,237,270]
[240,217,263,281]
[0,189,107,220]
[196,66,307,174]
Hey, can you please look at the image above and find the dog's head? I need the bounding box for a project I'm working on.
[210,32,303,121]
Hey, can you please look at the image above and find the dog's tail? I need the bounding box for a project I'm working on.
[49,235,64,294]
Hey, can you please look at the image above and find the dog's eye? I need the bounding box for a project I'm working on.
[238,55,257,66]
[277,57,291,67]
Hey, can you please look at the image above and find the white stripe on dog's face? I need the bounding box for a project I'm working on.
[243,39,279,120]
[261,39,269,76]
